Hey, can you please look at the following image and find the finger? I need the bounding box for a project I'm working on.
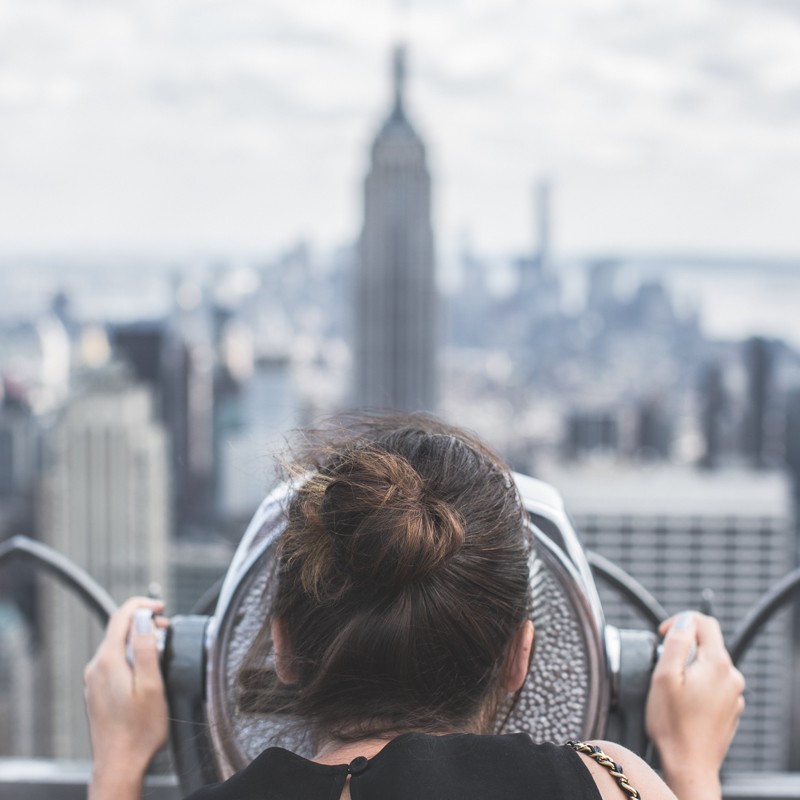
[658,610,693,637]
[103,597,165,652]
[693,613,727,656]
[655,612,697,677]
[658,613,680,636]
[130,617,164,694]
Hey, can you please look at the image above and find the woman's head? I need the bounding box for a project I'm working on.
[240,414,533,741]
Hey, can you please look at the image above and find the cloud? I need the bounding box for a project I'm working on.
[1,0,799,254]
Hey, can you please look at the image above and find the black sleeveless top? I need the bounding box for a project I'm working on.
[186,733,603,800]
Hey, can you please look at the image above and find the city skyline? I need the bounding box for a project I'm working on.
[1,1,800,258]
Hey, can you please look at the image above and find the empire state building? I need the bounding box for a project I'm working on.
[355,46,437,412]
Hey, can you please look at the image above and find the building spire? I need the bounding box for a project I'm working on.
[392,44,407,120]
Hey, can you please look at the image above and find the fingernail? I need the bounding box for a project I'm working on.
[134,608,153,634]
[675,612,694,630]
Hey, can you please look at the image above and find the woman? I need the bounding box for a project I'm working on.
[85,416,745,800]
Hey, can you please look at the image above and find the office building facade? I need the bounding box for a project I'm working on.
[39,369,169,758]
[542,463,794,772]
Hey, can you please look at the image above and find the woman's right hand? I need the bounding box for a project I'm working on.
[645,612,745,800]
[84,597,169,800]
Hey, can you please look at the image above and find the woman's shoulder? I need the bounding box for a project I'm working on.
[383,733,677,800]
[568,740,678,800]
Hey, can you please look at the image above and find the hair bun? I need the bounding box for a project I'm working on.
[284,446,465,599]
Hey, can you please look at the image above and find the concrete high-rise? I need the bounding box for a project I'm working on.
[743,336,774,469]
[39,366,169,758]
[355,45,436,412]
[541,462,794,772]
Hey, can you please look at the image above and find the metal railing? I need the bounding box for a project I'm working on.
[2,535,799,799]
[1,759,799,799]
[0,760,178,800]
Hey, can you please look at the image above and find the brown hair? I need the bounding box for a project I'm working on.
[239,414,531,741]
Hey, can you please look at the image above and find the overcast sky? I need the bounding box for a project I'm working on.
[2,0,800,259]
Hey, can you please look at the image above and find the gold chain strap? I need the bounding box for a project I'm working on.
[565,740,642,799]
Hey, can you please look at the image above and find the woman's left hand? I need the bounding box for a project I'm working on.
[84,597,169,800]
[645,612,745,800]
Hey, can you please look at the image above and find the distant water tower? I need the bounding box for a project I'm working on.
[355,45,437,412]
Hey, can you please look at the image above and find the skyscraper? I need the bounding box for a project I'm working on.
[534,180,551,275]
[39,367,169,757]
[742,336,775,469]
[542,462,794,772]
[355,45,436,412]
